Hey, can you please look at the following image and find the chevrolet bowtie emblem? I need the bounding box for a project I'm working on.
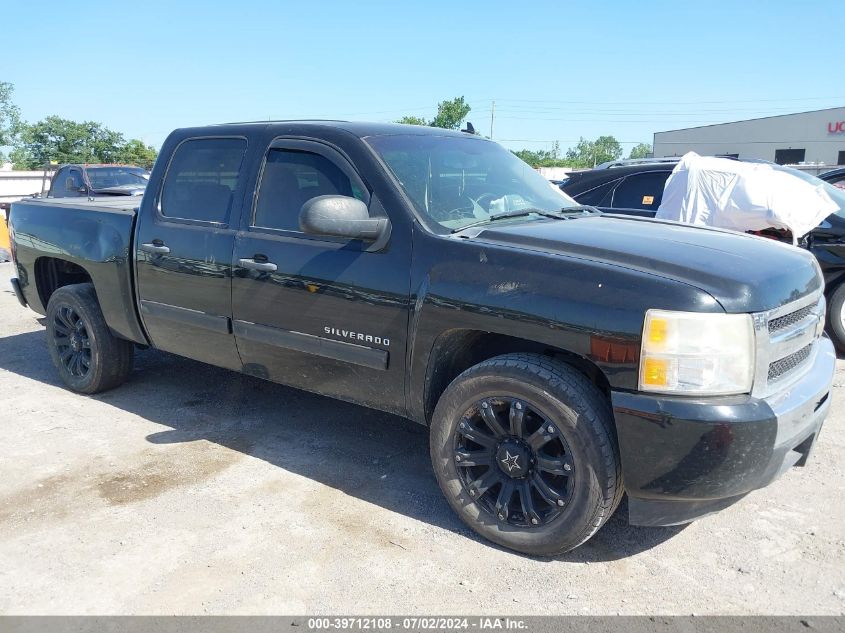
[501,451,520,472]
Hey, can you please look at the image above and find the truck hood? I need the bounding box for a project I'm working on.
[473,214,821,313]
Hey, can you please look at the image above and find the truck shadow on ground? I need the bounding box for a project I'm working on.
[0,326,687,562]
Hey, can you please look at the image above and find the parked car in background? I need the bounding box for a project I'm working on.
[46,164,150,199]
[820,167,845,190]
[561,158,845,350]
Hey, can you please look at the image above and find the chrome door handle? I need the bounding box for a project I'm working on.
[140,242,170,254]
[239,258,277,272]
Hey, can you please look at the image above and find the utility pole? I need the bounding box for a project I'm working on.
[490,100,495,140]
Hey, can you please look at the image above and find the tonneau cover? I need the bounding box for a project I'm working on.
[655,152,838,241]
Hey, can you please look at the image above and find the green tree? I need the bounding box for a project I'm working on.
[396,96,471,130]
[117,138,158,169]
[395,115,428,126]
[430,96,471,130]
[513,144,569,168]
[628,142,652,159]
[11,116,156,169]
[0,81,21,161]
[564,135,623,168]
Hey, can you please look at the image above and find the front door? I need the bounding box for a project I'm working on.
[135,136,249,370]
[231,139,411,414]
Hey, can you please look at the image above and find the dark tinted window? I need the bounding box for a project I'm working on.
[573,180,618,207]
[51,168,83,197]
[253,149,358,232]
[774,148,805,165]
[611,172,671,210]
[160,138,247,223]
[87,167,148,189]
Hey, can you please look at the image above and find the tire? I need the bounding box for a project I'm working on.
[430,353,622,556]
[826,283,845,354]
[45,283,134,394]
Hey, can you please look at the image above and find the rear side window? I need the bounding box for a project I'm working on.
[160,138,247,223]
[253,149,361,232]
[573,180,618,207]
[612,172,671,210]
[51,167,83,197]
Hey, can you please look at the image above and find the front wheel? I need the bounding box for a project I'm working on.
[430,353,622,556]
[826,283,845,353]
[45,283,134,394]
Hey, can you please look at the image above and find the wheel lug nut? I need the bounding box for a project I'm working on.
[547,425,555,433]
[481,401,488,409]
[531,518,539,525]
[564,463,572,471]
[455,455,462,462]
[557,499,565,507]
[498,512,506,520]
[460,422,466,430]
[515,402,522,410]
[469,489,476,496]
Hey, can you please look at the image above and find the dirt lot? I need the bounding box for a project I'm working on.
[0,261,843,615]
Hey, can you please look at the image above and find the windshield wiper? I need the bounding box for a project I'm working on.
[451,205,600,234]
[560,204,601,215]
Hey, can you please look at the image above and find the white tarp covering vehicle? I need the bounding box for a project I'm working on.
[656,152,839,242]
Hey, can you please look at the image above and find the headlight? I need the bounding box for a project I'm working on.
[639,310,755,395]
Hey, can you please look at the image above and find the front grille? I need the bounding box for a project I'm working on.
[768,344,813,381]
[768,304,814,333]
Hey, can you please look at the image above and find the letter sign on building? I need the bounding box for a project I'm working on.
[828,121,845,134]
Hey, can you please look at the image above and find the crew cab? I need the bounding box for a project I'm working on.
[45,163,149,198]
[8,122,835,555]
[562,159,845,352]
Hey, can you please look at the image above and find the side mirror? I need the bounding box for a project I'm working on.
[299,195,390,244]
[78,185,89,194]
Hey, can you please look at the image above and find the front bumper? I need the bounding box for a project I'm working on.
[612,335,835,527]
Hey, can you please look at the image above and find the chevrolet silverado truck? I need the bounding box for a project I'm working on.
[8,122,835,555]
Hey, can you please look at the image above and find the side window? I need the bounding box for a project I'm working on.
[67,169,84,193]
[49,168,67,196]
[574,180,619,207]
[611,172,671,211]
[253,149,362,232]
[160,138,247,223]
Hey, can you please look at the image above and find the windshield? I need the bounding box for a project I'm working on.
[774,164,845,218]
[86,167,149,189]
[366,134,579,231]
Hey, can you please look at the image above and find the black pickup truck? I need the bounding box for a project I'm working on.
[8,122,835,555]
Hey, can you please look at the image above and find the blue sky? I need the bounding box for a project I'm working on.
[1,0,839,155]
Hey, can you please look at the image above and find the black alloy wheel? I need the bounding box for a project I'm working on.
[45,283,134,394]
[454,396,574,528]
[52,305,92,378]
[430,353,622,555]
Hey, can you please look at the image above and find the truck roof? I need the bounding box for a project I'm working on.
[198,120,478,139]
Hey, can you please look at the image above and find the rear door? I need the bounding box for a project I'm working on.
[230,138,411,414]
[134,136,250,370]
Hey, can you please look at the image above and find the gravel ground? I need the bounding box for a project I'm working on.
[0,261,843,615]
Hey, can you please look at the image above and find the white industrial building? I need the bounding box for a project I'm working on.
[653,106,845,167]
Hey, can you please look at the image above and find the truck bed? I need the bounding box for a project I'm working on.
[9,198,147,344]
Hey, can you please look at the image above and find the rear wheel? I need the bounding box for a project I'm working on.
[45,283,134,394]
[430,353,622,556]
[827,283,845,353]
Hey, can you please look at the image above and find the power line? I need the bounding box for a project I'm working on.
[467,95,845,106]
